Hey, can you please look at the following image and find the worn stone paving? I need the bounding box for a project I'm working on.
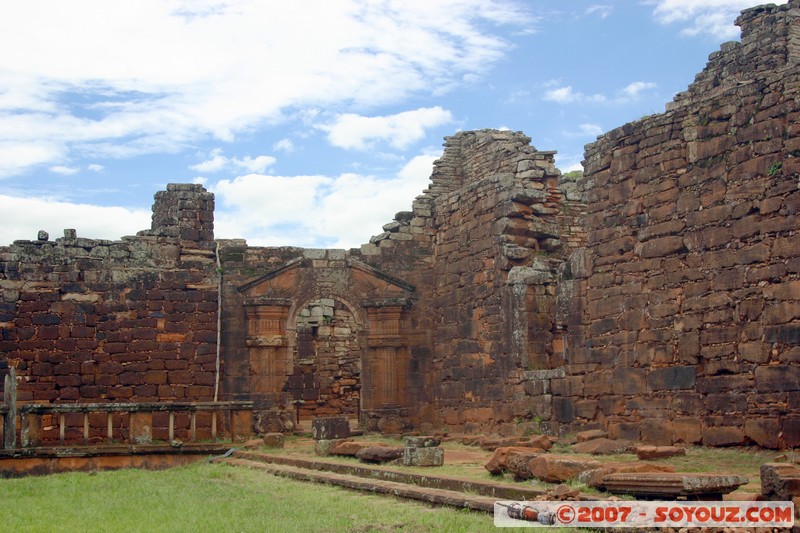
[215,456,501,513]
[226,448,552,501]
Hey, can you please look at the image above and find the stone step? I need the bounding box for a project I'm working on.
[598,472,749,499]
[229,449,550,501]
[216,457,499,513]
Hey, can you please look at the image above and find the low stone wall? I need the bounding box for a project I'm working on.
[0,184,218,404]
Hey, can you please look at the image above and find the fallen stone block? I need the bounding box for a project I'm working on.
[314,438,350,457]
[598,472,749,499]
[506,450,547,480]
[263,432,285,448]
[330,440,373,457]
[576,429,608,442]
[572,438,631,455]
[459,436,481,446]
[522,434,555,451]
[635,445,685,460]
[403,446,444,467]
[355,446,404,464]
[579,461,677,488]
[549,483,581,500]
[761,463,800,500]
[311,417,350,440]
[242,438,266,449]
[527,454,602,483]
[484,446,545,475]
[402,435,441,448]
[479,436,527,451]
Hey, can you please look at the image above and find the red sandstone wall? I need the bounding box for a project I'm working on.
[0,185,218,407]
[557,1,800,448]
[397,130,575,435]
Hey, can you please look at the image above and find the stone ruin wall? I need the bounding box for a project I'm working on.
[414,131,582,435]
[554,0,800,448]
[0,185,220,440]
[1,0,799,448]
[211,129,580,434]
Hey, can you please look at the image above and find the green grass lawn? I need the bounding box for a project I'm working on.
[0,461,544,533]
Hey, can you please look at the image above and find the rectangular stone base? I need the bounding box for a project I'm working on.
[311,417,350,440]
[403,446,444,467]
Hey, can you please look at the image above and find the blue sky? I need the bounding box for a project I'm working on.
[0,0,785,249]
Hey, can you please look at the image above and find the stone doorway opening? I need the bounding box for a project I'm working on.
[285,298,362,421]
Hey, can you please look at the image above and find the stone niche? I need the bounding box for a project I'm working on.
[236,257,415,431]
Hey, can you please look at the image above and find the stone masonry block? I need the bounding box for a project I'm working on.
[647,366,696,391]
[403,446,444,467]
[311,417,350,440]
[402,435,441,448]
[314,438,350,457]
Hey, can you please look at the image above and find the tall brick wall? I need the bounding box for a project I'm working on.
[406,130,577,434]
[554,0,800,448]
[0,184,218,409]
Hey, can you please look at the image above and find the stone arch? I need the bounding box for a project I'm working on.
[282,294,366,420]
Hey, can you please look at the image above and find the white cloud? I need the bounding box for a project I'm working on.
[234,155,276,174]
[579,124,603,136]
[273,138,295,153]
[580,124,604,137]
[555,152,585,173]
[0,1,526,177]
[543,86,606,104]
[208,151,440,248]
[87,163,104,172]
[562,123,603,138]
[0,195,150,244]
[0,141,63,178]
[49,165,79,175]
[190,150,229,173]
[545,81,657,106]
[190,149,276,173]
[650,0,788,40]
[319,107,454,150]
[621,81,657,99]
[586,5,613,19]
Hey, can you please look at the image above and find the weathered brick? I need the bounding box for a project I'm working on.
[648,366,696,391]
[702,426,745,446]
[638,236,685,258]
[612,368,647,395]
[744,418,780,448]
[640,418,674,445]
[755,366,800,393]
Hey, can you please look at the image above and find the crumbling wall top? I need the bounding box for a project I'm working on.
[142,183,215,243]
[668,0,799,111]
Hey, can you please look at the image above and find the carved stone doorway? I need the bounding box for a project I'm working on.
[285,298,363,420]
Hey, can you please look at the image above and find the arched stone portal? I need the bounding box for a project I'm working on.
[236,256,416,431]
[285,297,364,420]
